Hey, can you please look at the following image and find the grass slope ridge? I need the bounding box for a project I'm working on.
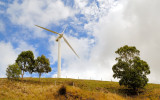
[0,78,160,100]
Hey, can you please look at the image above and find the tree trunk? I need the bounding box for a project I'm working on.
[21,70,24,80]
[22,64,25,80]
[39,73,41,82]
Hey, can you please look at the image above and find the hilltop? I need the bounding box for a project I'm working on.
[0,78,160,100]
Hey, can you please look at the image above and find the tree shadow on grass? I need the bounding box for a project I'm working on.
[118,88,144,96]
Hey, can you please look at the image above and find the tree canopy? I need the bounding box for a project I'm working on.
[35,55,51,81]
[16,50,35,80]
[112,45,150,91]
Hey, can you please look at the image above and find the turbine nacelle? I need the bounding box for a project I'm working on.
[56,34,63,42]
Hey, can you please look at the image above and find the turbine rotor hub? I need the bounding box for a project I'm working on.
[56,34,63,42]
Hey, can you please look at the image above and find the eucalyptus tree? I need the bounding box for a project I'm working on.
[35,55,51,81]
[16,50,35,80]
[112,45,150,91]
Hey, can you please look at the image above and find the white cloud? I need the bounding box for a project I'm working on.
[74,0,114,22]
[0,42,17,78]
[0,20,5,33]
[0,41,38,78]
[7,0,76,38]
[73,0,117,35]
[15,40,38,57]
[7,0,76,27]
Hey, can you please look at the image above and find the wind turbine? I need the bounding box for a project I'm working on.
[35,25,79,78]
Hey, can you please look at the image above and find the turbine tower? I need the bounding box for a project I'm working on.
[35,25,79,78]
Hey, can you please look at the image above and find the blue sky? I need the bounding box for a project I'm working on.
[0,0,160,83]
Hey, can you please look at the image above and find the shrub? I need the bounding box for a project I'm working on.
[6,63,21,80]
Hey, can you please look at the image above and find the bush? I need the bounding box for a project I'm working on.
[6,63,21,80]
[58,85,66,96]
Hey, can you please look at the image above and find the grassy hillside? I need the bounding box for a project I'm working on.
[0,78,160,100]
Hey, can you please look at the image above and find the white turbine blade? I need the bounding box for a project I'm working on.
[63,36,79,58]
[35,25,59,35]
[62,25,68,34]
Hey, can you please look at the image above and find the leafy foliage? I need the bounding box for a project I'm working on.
[6,63,21,80]
[35,55,51,81]
[16,51,35,79]
[112,45,150,90]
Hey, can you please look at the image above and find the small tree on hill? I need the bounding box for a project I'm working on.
[35,55,51,81]
[6,63,21,80]
[112,45,150,91]
[16,50,35,80]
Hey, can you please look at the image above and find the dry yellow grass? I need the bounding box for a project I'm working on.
[0,79,57,100]
[0,78,160,100]
[66,86,126,100]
